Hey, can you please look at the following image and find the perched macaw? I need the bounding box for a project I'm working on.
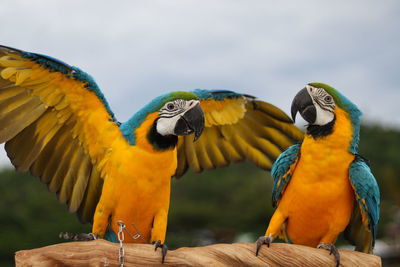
[0,45,303,261]
[256,83,380,267]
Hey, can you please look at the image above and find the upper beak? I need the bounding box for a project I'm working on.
[291,87,316,124]
[174,102,205,141]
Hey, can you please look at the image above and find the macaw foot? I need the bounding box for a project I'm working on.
[255,234,273,256]
[153,240,168,264]
[317,243,340,267]
[59,232,98,241]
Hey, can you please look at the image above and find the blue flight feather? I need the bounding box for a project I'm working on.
[271,143,302,207]
[349,155,380,240]
[22,52,71,74]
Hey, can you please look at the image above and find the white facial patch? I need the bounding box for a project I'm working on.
[306,85,335,126]
[156,99,199,136]
[313,103,335,125]
[156,115,181,136]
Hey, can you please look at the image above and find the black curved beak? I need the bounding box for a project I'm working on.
[291,87,316,124]
[174,103,205,141]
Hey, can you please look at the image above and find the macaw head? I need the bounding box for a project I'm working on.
[154,93,205,141]
[121,91,205,149]
[291,82,362,152]
[291,83,336,126]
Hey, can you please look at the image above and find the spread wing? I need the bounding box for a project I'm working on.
[174,89,303,177]
[345,155,380,253]
[0,45,122,223]
[270,143,301,207]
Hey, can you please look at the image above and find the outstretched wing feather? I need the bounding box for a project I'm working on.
[77,166,104,224]
[69,154,92,213]
[0,45,121,221]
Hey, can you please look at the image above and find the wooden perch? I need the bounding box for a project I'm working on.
[15,239,381,267]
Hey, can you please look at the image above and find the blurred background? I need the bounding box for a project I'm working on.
[1,0,400,266]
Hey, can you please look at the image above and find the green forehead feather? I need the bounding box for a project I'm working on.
[308,82,344,108]
[148,91,198,110]
[168,91,198,103]
[154,91,197,108]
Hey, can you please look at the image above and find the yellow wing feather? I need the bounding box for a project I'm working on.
[77,165,103,223]
[201,98,246,126]
[69,154,92,212]
[0,46,122,219]
[194,135,214,170]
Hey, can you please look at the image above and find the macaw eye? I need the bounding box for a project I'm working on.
[167,103,175,110]
[324,95,332,102]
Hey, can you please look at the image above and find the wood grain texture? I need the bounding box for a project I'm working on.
[15,240,381,267]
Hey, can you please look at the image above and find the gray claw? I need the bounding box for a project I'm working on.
[153,240,168,264]
[318,243,340,267]
[256,234,273,256]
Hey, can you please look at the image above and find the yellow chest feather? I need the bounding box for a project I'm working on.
[100,112,178,242]
[279,108,356,246]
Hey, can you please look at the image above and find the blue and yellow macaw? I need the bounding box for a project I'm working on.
[256,83,380,266]
[0,45,303,261]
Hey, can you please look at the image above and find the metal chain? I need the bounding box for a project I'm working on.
[117,220,147,266]
[117,221,125,267]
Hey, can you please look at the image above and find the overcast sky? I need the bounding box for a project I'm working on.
[1,0,399,167]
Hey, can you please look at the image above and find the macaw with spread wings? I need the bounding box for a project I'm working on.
[0,45,303,262]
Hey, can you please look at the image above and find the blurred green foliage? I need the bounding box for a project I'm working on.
[0,170,90,267]
[0,124,399,266]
